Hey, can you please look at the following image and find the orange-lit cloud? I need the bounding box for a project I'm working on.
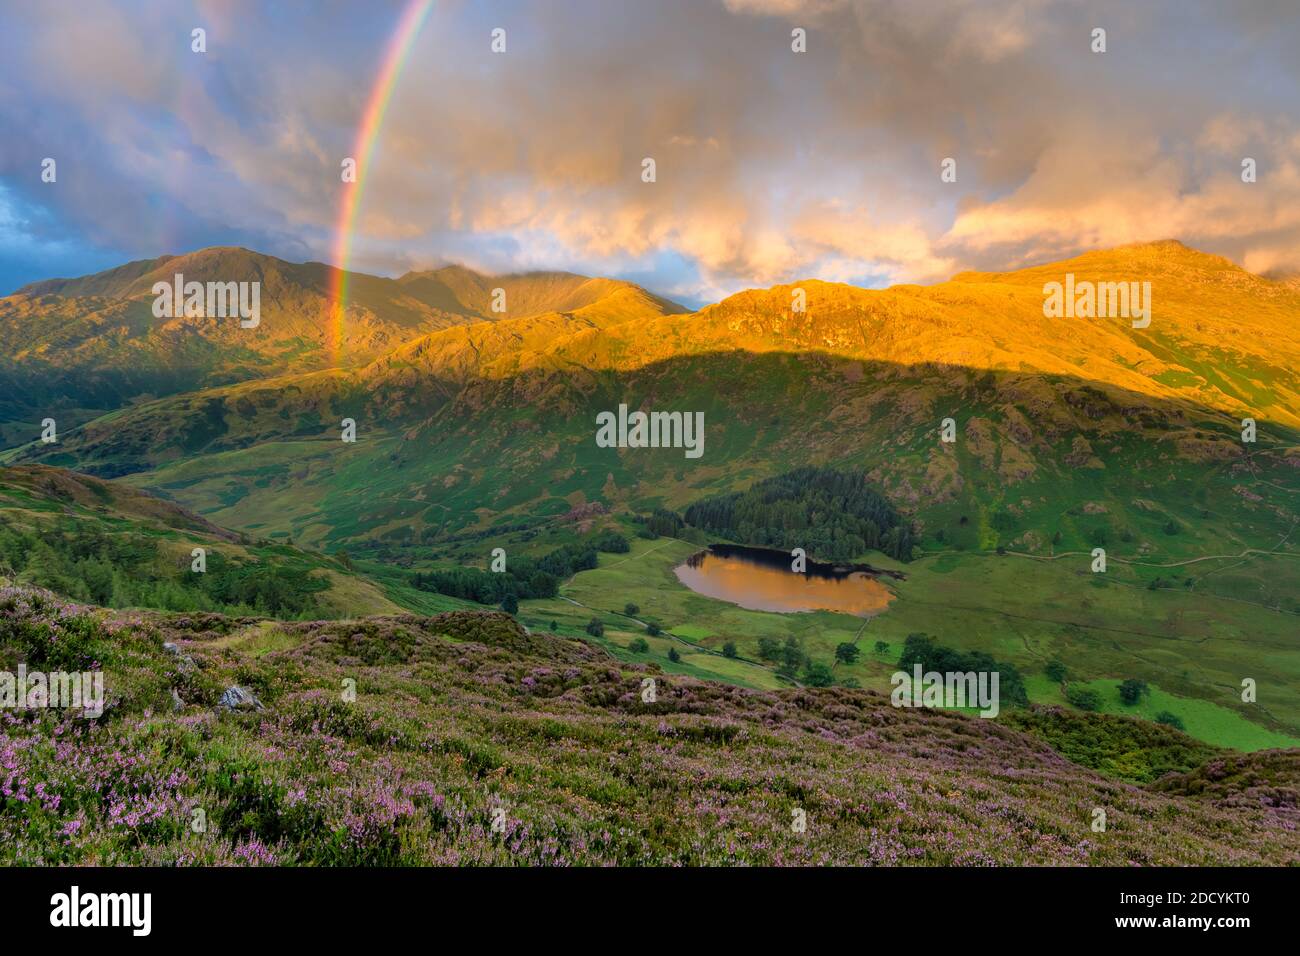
[2,0,1299,301]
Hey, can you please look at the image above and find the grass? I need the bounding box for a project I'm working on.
[507,531,1300,748]
[1038,677,1300,752]
[843,550,1300,743]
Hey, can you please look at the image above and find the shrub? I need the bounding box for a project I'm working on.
[1118,679,1148,706]
[667,647,681,663]
[722,641,737,659]
[1066,685,1103,711]
[1044,659,1069,683]
[585,619,604,637]
[1155,711,1185,731]
[624,602,639,616]
[646,622,662,636]
[628,638,649,654]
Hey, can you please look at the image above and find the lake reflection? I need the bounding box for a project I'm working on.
[673,544,894,616]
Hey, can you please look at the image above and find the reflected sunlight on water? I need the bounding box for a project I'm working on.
[673,545,894,616]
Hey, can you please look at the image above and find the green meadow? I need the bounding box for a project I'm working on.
[466,530,1300,750]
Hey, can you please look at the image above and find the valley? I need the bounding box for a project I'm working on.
[2,240,1298,757]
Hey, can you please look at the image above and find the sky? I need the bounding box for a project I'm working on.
[1,0,1298,305]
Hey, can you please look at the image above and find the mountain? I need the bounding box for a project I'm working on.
[16,241,1298,540]
[0,248,682,448]
[6,240,1299,746]
[2,583,1295,865]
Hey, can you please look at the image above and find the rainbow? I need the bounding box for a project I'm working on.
[327,0,434,365]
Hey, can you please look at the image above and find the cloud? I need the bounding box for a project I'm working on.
[944,115,1300,274]
[1,0,1298,299]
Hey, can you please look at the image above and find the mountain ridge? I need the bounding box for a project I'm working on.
[0,249,683,447]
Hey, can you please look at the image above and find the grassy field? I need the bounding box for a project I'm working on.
[492,530,1300,750]
[864,551,1300,745]
[1023,675,1299,751]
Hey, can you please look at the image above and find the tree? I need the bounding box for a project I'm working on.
[802,660,835,687]
[1164,519,1181,535]
[1118,678,1148,706]
[628,637,649,653]
[897,632,1029,708]
[624,602,639,616]
[873,640,889,655]
[757,636,782,661]
[781,636,804,674]
[1044,659,1069,683]
[722,641,737,658]
[501,593,518,615]
[549,620,558,631]
[646,622,662,636]
[596,532,630,553]
[645,508,684,538]
[585,618,604,637]
[679,467,915,562]
[834,642,860,664]
[667,647,681,663]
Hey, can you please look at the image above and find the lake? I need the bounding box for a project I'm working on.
[673,543,897,616]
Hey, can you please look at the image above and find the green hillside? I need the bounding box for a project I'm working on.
[4,241,1298,750]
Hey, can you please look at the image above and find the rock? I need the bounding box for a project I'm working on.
[171,688,184,712]
[163,641,197,673]
[218,685,264,712]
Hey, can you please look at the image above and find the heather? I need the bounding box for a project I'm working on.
[0,585,1295,866]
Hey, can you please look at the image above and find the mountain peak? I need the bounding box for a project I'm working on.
[15,246,300,299]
